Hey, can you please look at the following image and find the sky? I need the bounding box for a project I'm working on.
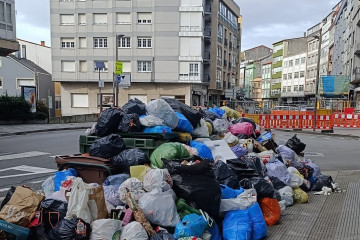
[14,0,339,50]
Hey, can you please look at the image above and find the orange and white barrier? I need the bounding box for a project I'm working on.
[333,114,360,128]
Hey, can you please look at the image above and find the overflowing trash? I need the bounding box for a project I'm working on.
[0,98,341,240]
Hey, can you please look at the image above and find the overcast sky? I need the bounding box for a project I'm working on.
[15,0,339,50]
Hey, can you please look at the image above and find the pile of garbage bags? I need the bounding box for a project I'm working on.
[0,102,338,240]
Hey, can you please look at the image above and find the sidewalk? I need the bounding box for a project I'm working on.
[0,122,95,137]
[277,127,360,139]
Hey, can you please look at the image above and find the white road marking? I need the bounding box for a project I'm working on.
[30,180,45,184]
[0,165,56,179]
[0,188,10,193]
[0,151,50,161]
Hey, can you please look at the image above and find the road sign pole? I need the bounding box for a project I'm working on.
[99,68,103,113]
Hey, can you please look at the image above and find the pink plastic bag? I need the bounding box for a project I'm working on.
[229,122,254,136]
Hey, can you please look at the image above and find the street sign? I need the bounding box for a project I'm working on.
[115,61,123,75]
[118,73,131,88]
[99,80,104,88]
[48,96,52,109]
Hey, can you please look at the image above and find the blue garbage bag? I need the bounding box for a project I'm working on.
[257,132,272,143]
[220,184,244,199]
[209,107,226,118]
[190,141,213,161]
[175,112,194,133]
[208,222,222,240]
[143,126,172,133]
[104,173,129,187]
[230,145,247,158]
[54,168,77,191]
[174,213,207,238]
[248,203,267,240]
[223,209,252,240]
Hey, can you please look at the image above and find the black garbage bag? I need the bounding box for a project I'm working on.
[246,155,265,177]
[40,199,68,233]
[200,109,220,122]
[111,148,150,173]
[48,218,90,240]
[250,177,275,200]
[95,108,124,137]
[285,134,306,154]
[312,175,334,191]
[269,176,287,190]
[239,178,253,189]
[226,158,257,180]
[89,134,126,159]
[118,113,142,133]
[150,231,176,240]
[213,160,239,189]
[290,162,314,180]
[163,156,213,177]
[232,117,256,130]
[274,190,282,201]
[163,98,203,128]
[0,186,15,210]
[122,98,147,116]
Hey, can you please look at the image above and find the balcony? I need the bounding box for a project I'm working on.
[204,4,212,21]
[224,59,227,67]
[224,38,228,46]
[355,43,360,55]
[203,51,210,63]
[204,28,211,40]
[353,67,360,83]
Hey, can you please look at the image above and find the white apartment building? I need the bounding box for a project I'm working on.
[281,52,307,102]
[306,22,322,96]
[0,0,18,56]
[50,0,240,116]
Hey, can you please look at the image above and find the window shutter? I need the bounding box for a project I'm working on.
[94,14,107,24]
[116,13,130,24]
[60,14,74,25]
[62,61,75,72]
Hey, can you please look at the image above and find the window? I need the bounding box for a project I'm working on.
[282,86,286,92]
[118,37,131,48]
[61,61,75,72]
[72,94,88,108]
[217,46,222,62]
[5,3,11,23]
[93,13,107,25]
[94,61,108,72]
[294,72,299,78]
[61,38,75,48]
[116,13,131,24]
[137,13,152,24]
[79,61,87,72]
[289,60,293,67]
[189,63,199,76]
[78,13,86,25]
[137,61,152,72]
[283,74,287,80]
[283,61,288,68]
[218,23,223,38]
[0,2,4,22]
[301,57,306,64]
[288,73,292,79]
[137,37,152,48]
[79,37,86,48]
[93,37,107,48]
[294,85,298,91]
[300,71,305,78]
[299,85,304,91]
[295,58,300,65]
[0,78,2,89]
[60,14,74,25]
[16,78,35,89]
[287,86,291,92]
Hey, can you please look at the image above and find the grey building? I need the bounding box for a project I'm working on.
[0,0,18,56]
[242,45,272,63]
[50,0,241,115]
[0,55,55,116]
[332,0,347,76]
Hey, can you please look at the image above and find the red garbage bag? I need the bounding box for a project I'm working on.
[229,122,254,136]
[258,197,281,226]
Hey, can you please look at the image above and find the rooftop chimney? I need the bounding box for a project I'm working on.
[41,41,45,46]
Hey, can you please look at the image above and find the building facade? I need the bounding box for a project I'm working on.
[281,52,307,103]
[50,0,241,115]
[0,0,18,56]
[305,23,321,97]
[261,61,272,108]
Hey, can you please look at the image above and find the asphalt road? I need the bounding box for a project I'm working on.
[0,129,359,198]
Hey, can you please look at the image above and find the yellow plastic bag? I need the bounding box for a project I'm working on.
[206,122,213,135]
[130,165,151,181]
[221,106,242,119]
[293,187,308,204]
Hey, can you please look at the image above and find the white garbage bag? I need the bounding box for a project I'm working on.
[213,118,229,134]
[120,221,148,240]
[278,200,286,215]
[139,115,166,127]
[266,159,290,184]
[118,178,146,203]
[278,186,294,206]
[138,188,181,227]
[146,99,179,129]
[42,175,55,198]
[223,132,238,146]
[193,119,210,138]
[104,185,123,207]
[90,219,122,240]
[220,189,257,212]
[276,145,295,162]
[258,150,275,163]
[203,139,237,163]
[287,167,304,188]
[143,169,173,192]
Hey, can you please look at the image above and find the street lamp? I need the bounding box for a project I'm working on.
[114,34,124,107]
[313,29,322,132]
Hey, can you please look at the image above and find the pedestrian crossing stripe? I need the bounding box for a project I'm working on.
[0,151,50,161]
[0,165,56,179]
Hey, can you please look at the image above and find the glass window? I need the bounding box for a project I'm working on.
[93,37,107,48]
[137,37,152,48]
[118,37,131,48]
[299,85,304,91]
[294,72,299,78]
[287,86,291,92]
[300,71,305,78]
[283,74,287,80]
[288,73,292,79]
[289,60,293,67]
[189,63,199,76]
[295,58,300,65]
[137,61,152,72]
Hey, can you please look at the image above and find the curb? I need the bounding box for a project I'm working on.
[275,129,360,139]
[0,127,89,137]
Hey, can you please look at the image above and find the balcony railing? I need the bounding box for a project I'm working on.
[204,4,212,14]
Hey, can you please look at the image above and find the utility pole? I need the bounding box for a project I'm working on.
[313,28,322,131]
[114,34,124,107]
